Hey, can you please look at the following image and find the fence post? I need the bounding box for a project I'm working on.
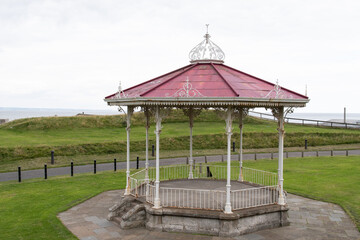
[271,152,273,159]
[135,180,138,197]
[18,167,21,182]
[305,139,308,149]
[254,153,257,160]
[186,157,189,164]
[199,163,202,174]
[331,150,333,156]
[51,150,54,165]
[136,156,139,169]
[205,156,208,163]
[114,158,117,171]
[71,162,74,176]
[44,164,47,179]
[152,145,155,157]
[94,160,96,174]
[221,155,224,162]
[346,150,349,156]
[232,141,235,152]
[286,152,288,158]
[316,151,319,157]
[301,151,304,158]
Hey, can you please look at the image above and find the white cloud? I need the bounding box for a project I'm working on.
[0,0,359,113]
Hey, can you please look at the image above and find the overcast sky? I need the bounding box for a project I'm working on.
[0,0,359,113]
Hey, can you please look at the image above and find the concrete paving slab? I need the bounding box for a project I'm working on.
[58,189,360,240]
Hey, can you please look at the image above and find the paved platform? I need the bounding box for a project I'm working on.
[58,189,360,240]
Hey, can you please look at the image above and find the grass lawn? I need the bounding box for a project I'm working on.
[235,156,360,230]
[0,156,359,239]
[0,171,126,240]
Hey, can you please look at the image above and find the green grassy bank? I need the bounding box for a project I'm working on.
[1,110,360,165]
[0,156,359,239]
[2,131,360,161]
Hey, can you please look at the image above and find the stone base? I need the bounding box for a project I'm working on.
[109,196,289,237]
[146,203,289,237]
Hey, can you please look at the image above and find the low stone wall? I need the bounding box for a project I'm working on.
[145,204,289,237]
[109,195,289,237]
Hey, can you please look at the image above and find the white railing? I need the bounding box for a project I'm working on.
[130,165,277,186]
[192,165,277,186]
[242,167,278,186]
[192,164,239,180]
[129,169,147,197]
[129,164,279,210]
[231,186,278,210]
[130,178,148,197]
[160,187,226,210]
[146,184,156,204]
[148,164,189,181]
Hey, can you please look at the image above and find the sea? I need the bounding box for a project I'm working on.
[0,107,119,121]
[1,107,360,123]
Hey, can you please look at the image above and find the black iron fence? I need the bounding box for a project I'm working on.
[13,149,360,182]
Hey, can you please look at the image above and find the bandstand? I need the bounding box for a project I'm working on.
[105,29,309,237]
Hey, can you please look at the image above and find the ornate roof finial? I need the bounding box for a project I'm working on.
[189,25,225,63]
[205,24,210,43]
[116,81,128,98]
[118,81,122,93]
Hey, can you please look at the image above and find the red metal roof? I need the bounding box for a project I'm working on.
[105,62,308,100]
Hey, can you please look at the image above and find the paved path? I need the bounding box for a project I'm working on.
[58,190,360,240]
[1,150,359,182]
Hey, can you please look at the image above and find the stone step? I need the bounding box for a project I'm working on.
[112,216,123,226]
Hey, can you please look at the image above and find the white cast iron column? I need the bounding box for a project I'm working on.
[224,107,233,214]
[153,106,162,208]
[238,109,244,181]
[145,107,150,183]
[125,106,134,195]
[188,107,194,179]
[277,107,285,205]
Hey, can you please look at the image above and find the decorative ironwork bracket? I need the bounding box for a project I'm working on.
[234,107,250,128]
[126,106,134,131]
[182,107,202,128]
